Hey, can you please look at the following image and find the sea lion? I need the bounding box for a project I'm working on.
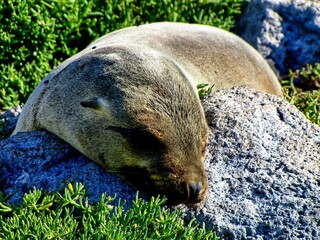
[13,22,282,205]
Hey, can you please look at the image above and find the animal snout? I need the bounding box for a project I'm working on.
[187,180,206,203]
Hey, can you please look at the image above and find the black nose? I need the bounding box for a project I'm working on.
[188,181,203,202]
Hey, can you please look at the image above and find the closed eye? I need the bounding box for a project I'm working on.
[130,129,166,152]
[107,126,166,152]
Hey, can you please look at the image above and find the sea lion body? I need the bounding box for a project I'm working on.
[13,22,282,205]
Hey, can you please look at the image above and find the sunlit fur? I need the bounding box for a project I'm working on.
[13,23,282,205]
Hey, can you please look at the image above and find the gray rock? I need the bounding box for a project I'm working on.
[0,131,140,209]
[0,106,21,138]
[179,86,320,239]
[234,0,320,75]
[1,86,320,239]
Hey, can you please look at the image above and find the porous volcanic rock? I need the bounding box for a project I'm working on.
[1,86,319,239]
[234,0,320,76]
[0,131,139,209]
[179,86,320,239]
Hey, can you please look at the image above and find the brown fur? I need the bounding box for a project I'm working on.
[13,23,282,205]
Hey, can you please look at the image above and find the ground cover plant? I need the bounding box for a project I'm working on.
[0,0,246,110]
[1,0,320,238]
[0,183,218,239]
[281,63,320,125]
[0,0,246,238]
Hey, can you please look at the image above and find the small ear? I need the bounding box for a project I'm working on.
[81,97,110,110]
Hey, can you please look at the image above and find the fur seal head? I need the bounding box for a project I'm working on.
[36,46,209,205]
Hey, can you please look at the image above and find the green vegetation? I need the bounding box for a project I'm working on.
[0,0,246,110]
[197,83,214,99]
[0,183,218,239]
[281,63,320,125]
[2,0,320,238]
[0,1,247,237]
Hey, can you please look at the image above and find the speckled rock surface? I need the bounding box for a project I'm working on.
[0,131,139,209]
[1,86,320,239]
[234,0,320,75]
[179,86,320,239]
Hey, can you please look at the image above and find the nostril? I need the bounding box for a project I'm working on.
[188,181,203,201]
